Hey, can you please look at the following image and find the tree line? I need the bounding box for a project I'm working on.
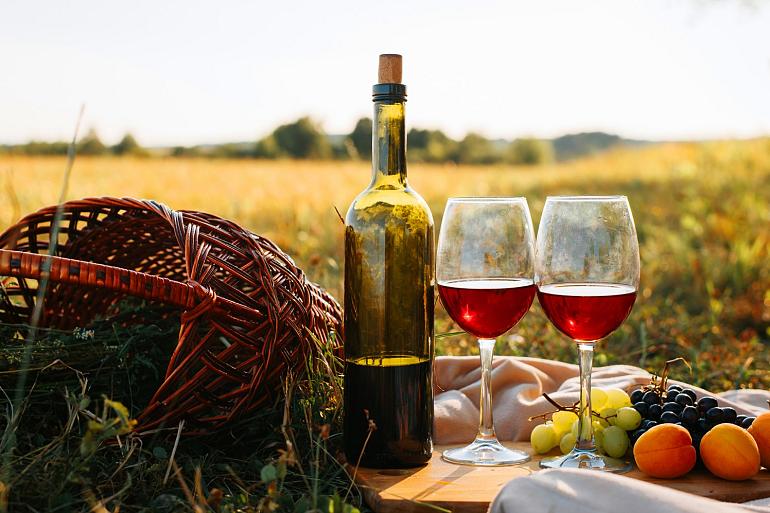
[0,130,149,157]
[0,117,553,165]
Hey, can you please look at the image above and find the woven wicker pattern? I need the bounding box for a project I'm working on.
[0,197,342,433]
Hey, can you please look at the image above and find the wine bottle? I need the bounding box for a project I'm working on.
[343,54,435,468]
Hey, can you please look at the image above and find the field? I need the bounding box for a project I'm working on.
[1,140,769,511]
[1,138,769,390]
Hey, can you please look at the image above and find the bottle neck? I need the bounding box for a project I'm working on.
[371,100,407,188]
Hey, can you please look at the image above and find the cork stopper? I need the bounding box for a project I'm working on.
[378,54,402,84]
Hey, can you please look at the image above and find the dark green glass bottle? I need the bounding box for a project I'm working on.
[343,55,435,468]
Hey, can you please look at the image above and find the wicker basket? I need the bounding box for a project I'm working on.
[0,197,342,434]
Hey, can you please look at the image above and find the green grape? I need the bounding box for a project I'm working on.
[531,423,558,454]
[560,432,576,454]
[599,407,617,427]
[593,420,605,450]
[615,407,642,431]
[594,429,604,451]
[552,411,578,437]
[602,426,630,458]
[605,388,632,409]
[591,388,608,411]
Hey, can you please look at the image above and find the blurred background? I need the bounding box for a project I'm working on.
[1,0,768,390]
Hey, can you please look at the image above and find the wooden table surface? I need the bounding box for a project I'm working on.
[354,443,770,513]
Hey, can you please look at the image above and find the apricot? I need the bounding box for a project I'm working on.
[633,424,696,478]
[748,412,770,469]
[701,423,760,481]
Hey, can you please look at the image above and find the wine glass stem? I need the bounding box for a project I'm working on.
[477,338,497,441]
[576,342,596,451]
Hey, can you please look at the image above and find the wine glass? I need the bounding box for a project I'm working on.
[437,197,536,466]
[536,196,640,472]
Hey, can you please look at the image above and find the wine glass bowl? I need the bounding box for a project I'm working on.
[437,197,535,466]
[535,196,640,472]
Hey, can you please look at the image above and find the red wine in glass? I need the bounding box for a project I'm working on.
[437,197,535,466]
[537,283,637,342]
[438,278,536,339]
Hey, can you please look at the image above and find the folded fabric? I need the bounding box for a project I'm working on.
[433,355,768,444]
[489,468,770,513]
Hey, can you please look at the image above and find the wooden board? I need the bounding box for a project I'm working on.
[354,443,770,513]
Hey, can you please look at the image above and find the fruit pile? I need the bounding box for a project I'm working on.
[628,383,755,452]
[529,383,769,480]
[629,383,765,480]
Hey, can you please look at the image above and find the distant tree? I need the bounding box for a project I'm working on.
[254,134,280,158]
[210,143,254,159]
[171,145,203,157]
[271,117,331,159]
[551,132,623,161]
[78,129,107,155]
[17,141,69,155]
[455,132,497,164]
[332,138,355,160]
[346,117,372,160]
[507,138,553,165]
[408,128,456,163]
[112,133,146,156]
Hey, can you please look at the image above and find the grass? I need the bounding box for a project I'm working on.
[0,302,357,512]
[0,139,768,510]
[2,139,768,389]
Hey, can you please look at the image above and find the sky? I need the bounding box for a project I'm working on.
[1,0,769,146]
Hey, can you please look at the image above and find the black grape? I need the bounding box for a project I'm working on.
[630,428,647,444]
[648,404,662,421]
[643,390,660,405]
[705,407,725,423]
[662,402,684,414]
[633,402,649,416]
[741,417,756,429]
[630,389,644,403]
[692,432,704,453]
[675,394,693,407]
[660,411,680,424]
[681,405,698,425]
[697,396,718,414]
[722,407,737,424]
[681,389,697,402]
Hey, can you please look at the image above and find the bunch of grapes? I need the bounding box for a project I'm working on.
[530,381,759,462]
[629,384,756,458]
[531,387,644,458]
[530,359,761,460]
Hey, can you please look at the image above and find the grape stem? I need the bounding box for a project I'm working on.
[527,392,605,422]
[643,357,692,401]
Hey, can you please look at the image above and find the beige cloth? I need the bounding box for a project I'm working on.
[433,356,767,444]
[489,468,770,513]
[433,356,770,511]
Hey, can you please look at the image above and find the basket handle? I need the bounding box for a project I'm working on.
[0,249,199,309]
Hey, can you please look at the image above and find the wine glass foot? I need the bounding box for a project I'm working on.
[442,438,531,466]
[539,449,631,473]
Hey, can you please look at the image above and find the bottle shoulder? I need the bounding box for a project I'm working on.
[346,185,434,227]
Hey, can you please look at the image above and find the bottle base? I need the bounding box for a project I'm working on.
[345,449,432,469]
